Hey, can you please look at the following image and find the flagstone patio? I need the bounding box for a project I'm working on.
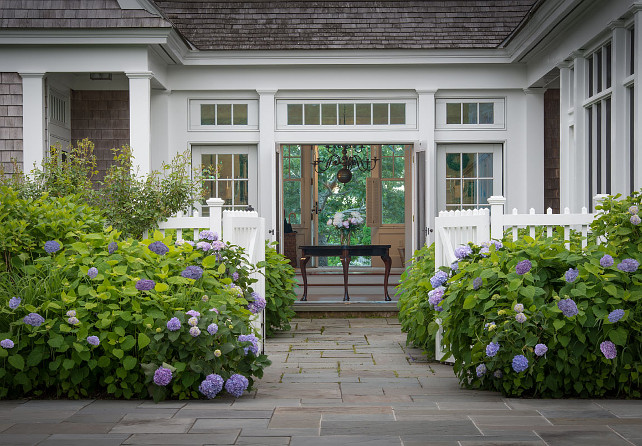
[1,317,641,445]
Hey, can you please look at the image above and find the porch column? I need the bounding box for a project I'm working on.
[635,10,642,191]
[558,63,572,212]
[572,53,589,211]
[126,71,152,177]
[19,72,45,173]
[523,88,545,212]
[257,89,277,242]
[610,22,628,195]
[417,89,436,247]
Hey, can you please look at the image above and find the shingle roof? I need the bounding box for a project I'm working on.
[153,0,539,50]
[0,0,172,29]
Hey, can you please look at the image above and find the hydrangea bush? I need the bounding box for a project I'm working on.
[0,230,270,401]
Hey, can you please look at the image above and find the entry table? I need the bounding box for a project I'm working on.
[299,245,392,301]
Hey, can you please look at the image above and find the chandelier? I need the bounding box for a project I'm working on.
[312,145,379,183]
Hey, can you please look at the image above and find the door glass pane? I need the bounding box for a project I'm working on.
[382,180,405,224]
[289,145,301,156]
[463,103,478,124]
[394,156,404,178]
[382,157,394,178]
[462,180,476,204]
[201,104,215,125]
[234,181,248,206]
[202,181,215,199]
[218,180,233,205]
[201,154,217,178]
[479,103,494,124]
[304,104,320,125]
[339,104,354,125]
[355,104,371,125]
[390,103,405,124]
[288,104,303,125]
[218,154,233,179]
[478,153,493,177]
[373,103,388,125]
[382,145,394,156]
[478,179,493,204]
[234,154,248,178]
[322,104,337,125]
[233,104,248,125]
[462,153,476,178]
[446,103,461,124]
[217,104,232,125]
[446,153,460,177]
[283,181,301,224]
[289,157,301,179]
[446,179,461,204]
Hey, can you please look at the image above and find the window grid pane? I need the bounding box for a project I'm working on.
[445,152,494,209]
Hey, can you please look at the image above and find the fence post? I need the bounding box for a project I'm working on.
[206,198,225,236]
[593,194,608,211]
[488,195,506,241]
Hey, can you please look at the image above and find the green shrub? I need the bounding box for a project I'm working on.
[396,243,437,355]
[0,230,270,401]
[0,186,105,271]
[259,241,297,337]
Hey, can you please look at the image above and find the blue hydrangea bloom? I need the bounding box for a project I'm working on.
[512,354,529,372]
[485,342,500,357]
[631,215,641,226]
[87,336,100,346]
[167,317,181,331]
[181,266,203,280]
[186,310,201,318]
[199,230,219,241]
[534,343,548,356]
[23,312,45,327]
[153,367,173,386]
[480,247,490,257]
[608,309,625,323]
[248,292,266,314]
[428,287,445,307]
[450,261,459,272]
[515,312,527,323]
[67,316,80,325]
[238,334,260,355]
[189,326,201,337]
[513,303,524,312]
[515,259,532,275]
[8,297,20,310]
[430,270,449,288]
[558,298,578,317]
[207,323,218,335]
[473,277,483,290]
[0,339,14,349]
[454,245,473,259]
[108,241,118,254]
[564,268,579,283]
[87,267,98,279]
[617,258,639,273]
[630,205,640,215]
[600,340,617,359]
[196,241,212,252]
[476,364,487,377]
[199,374,224,399]
[600,254,614,268]
[225,374,249,397]
[188,317,199,326]
[232,272,239,281]
[148,241,169,255]
[135,279,156,291]
[44,240,61,253]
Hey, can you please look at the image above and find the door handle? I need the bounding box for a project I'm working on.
[311,201,320,215]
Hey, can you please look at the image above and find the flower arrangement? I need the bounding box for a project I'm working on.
[327,210,365,245]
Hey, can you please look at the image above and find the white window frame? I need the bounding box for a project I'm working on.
[435,98,506,130]
[189,99,259,131]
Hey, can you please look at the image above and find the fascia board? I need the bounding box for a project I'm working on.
[0,28,175,46]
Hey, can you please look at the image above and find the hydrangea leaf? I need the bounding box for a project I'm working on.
[462,296,476,310]
[202,256,217,269]
[120,336,136,351]
[218,263,226,275]
[62,358,75,370]
[558,335,570,347]
[8,354,24,370]
[113,265,128,275]
[48,335,65,348]
[153,231,164,241]
[604,284,618,296]
[609,327,628,346]
[553,319,565,331]
[114,326,126,337]
[123,356,137,371]
[77,285,92,296]
[155,283,169,292]
[112,348,124,359]
[138,333,150,349]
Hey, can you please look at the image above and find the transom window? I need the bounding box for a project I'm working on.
[435,98,505,129]
[200,103,248,126]
[287,102,406,126]
[189,100,258,130]
[446,102,494,125]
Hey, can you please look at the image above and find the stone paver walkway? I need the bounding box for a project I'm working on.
[1,317,642,445]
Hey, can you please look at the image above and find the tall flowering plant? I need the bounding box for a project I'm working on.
[327,210,364,245]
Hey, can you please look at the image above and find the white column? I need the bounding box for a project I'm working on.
[558,63,572,211]
[19,72,45,174]
[126,71,153,177]
[417,89,436,247]
[610,22,628,195]
[635,10,642,191]
[523,88,545,212]
[572,54,589,211]
[257,89,277,242]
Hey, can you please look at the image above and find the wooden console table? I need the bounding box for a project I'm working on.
[299,245,392,302]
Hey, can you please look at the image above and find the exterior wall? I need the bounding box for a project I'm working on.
[0,72,22,174]
[544,88,560,213]
[70,90,129,182]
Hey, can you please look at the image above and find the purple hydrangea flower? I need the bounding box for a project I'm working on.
[67,316,80,325]
[199,373,224,399]
[617,258,639,273]
[66,310,76,317]
[534,343,548,356]
[515,312,527,323]
[238,333,260,355]
[515,259,532,275]
[181,266,203,280]
[44,240,61,254]
[450,261,459,272]
[186,310,201,318]
[512,354,529,372]
[454,245,473,259]
[430,271,449,288]
[558,298,578,317]
[600,340,617,359]
[211,240,226,251]
[189,326,201,337]
[207,323,218,335]
[0,339,14,349]
[199,230,219,241]
[476,363,487,377]
[630,205,639,215]
[8,297,20,310]
[514,303,524,313]
[167,317,181,331]
[23,312,45,327]
[494,370,503,379]
[248,292,266,314]
[435,305,443,312]
[486,342,500,357]
[480,247,490,257]
[608,309,625,323]
[631,215,641,226]
[232,272,239,282]
[135,279,156,291]
[87,336,100,346]
[188,317,199,327]
[196,241,212,252]
[565,268,579,283]
[491,240,503,250]
[153,367,173,386]
[148,241,169,255]
[600,254,614,268]
[108,241,118,254]
[225,374,249,397]
[473,277,483,290]
[87,267,98,279]
[428,287,445,307]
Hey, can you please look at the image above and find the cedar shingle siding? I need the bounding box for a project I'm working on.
[0,73,23,174]
[544,89,560,213]
[154,0,538,50]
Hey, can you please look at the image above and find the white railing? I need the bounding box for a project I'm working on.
[143,198,266,350]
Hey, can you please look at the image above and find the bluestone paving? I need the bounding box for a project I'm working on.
[2,317,642,445]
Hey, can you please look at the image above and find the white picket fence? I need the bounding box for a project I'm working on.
[433,194,607,361]
[143,198,266,349]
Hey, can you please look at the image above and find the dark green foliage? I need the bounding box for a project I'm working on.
[259,241,297,337]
